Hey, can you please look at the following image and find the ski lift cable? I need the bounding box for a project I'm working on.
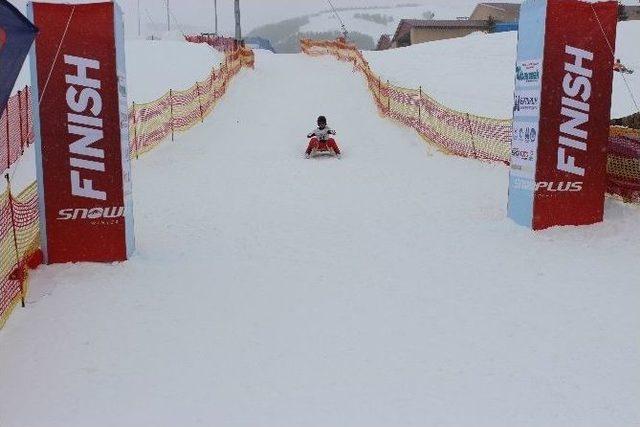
[590,4,640,116]
[38,6,76,106]
[325,0,349,37]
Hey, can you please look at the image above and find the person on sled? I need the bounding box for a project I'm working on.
[614,58,634,74]
[305,116,341,158]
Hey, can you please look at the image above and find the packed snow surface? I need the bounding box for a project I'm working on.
[364,21,640,119]
[1,46,639,427]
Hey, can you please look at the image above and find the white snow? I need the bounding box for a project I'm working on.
[4,39,222,196]
[364,20,640,119]
[1,46,639,427]
[12,39,222,102]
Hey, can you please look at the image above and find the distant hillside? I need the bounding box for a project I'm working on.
[247,3,445,53]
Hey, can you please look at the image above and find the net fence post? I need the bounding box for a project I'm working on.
[169,89,175,142]
[132,102,139,159]
[5,102,10,170]
[196,82,204,123]
[386,80,391,115]
[17,90,24,155]
[418,86,422,123]
[5,173,25,308]
[466,113,478,159]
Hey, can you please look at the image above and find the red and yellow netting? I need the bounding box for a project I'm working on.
[0,182,40,329]
[1,87,34,174]
[300,38,640,204]
[0,46,255,329]
[130,47,255,158]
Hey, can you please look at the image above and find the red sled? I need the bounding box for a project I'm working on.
[306,137,341,159]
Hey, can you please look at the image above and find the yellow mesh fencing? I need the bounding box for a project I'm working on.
[0,46,255,330]
[300,38,640,204]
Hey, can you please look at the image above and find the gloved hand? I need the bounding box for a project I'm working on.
[307,133,315,138]
[328,130,337,135]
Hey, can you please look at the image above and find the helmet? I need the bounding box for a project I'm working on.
[317,116,327,127]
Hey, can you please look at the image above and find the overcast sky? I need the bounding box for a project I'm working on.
[12,0,441,36]
[11,0,638,38]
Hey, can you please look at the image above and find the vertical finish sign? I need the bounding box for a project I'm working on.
[508,0,617,230]
[29,2,134,263]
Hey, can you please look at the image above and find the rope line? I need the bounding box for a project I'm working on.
[590,3,640,116]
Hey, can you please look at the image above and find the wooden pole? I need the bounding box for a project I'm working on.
[169,90,175,142]
[196,82,204,123]
[466,113,478,159]
[5,102,11,170]
[17,90,24,154]
[386,80,391,114]
[5,173,25,308]
[132,102,139,159]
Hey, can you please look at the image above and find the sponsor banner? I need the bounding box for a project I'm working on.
[515,59,542,88]
[532,0,617,229]
[29,2,134,263]
[513,90,541,118]
[507,0,547,227]
[511,121,539,178]
[0,0,38,115]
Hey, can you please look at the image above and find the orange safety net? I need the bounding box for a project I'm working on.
[130,47,254,158]
[0,182,40,329]
[0,45,255,329]
[1,87,34,174]
[300,38,640,204]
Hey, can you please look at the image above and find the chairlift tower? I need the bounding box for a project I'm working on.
[234,0,242,40]
[214,0,218,34]
[166,0,171,32]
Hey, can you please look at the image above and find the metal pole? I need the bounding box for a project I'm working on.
[137,0,141,37]
[214,0,218,35]
[166,0,171,32]
[234,0,241,41]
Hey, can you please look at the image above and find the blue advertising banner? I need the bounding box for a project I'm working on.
[507,0,547,227]
[0,0,37,114]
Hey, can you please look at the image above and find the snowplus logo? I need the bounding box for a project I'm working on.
[513,180,583,192]
[57,206,124,221]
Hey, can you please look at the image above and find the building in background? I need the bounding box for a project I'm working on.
[390,19,490,48]
[469,2,520,21]
[376,34,392,51]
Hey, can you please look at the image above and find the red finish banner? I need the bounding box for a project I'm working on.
[533,0,617,229]
[29,2,134,263]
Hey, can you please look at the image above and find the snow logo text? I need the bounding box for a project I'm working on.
[57,206,125,221]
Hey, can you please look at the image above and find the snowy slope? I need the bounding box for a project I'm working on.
[364,21,640,119]
[1,50,639,427]
[13,39,222,102]
[4,39,222,196]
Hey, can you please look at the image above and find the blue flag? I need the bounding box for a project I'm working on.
[0,0,37,114]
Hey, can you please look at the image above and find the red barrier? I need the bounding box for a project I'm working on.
[1,87,34,173]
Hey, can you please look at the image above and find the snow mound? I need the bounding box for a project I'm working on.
[364,20,640,119]
[13,39,222,103]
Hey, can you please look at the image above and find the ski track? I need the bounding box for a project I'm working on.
[1,51,639,427]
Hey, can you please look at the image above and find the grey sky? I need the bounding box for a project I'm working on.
[12,0,439,36]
